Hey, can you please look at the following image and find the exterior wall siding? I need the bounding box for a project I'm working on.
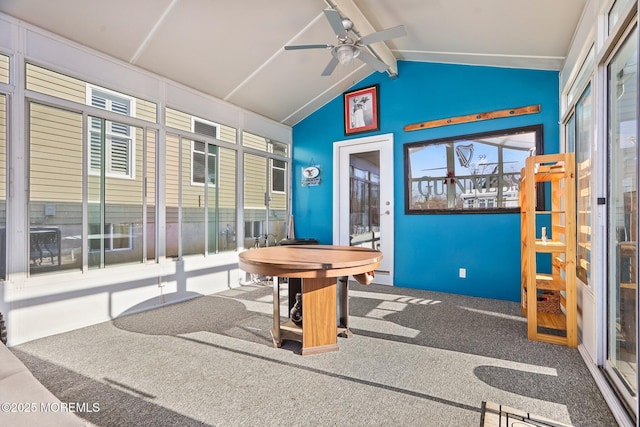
[0,95,7,208]
[29,103,83,202]
[0,54,8,84]
[243,131,268,151]
[165,133,180,224]
[244,153,266,209]
[26,64,85,104]
[271,191,286,211]
[218,147,236,220]
[26,64,157,123]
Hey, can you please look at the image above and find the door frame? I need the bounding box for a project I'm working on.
[332,133,394,285]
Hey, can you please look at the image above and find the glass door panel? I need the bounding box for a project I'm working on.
[576,85,593,287]
[606,25,637,407]
[349,151,380,249]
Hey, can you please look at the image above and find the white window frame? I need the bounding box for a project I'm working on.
[89,222,134,252]
[271,158,286,194]
[244,220,263,239]
[190,140,218,187]
[86,84,137,179]
[191,118,219,187]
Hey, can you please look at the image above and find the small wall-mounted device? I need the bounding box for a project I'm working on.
[44,204,56,217]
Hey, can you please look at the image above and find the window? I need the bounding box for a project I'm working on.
[87,86,136,179]
[192,141,217,186]
[608,0,633,35]
[27,64,157,122]
[242,131,289,156]
[567,46,594,106]
[29,102,84,274]
[271,159,286,193]
[165,130,237,258]
[565,43,595,290]
[568,85,593,287]
[165,107,236,144]
[404,125,543,213]
[245,221,263,239]
[242,132,290,248]
[89,223,133,251]
[190,119,219,186]
[606,24,638,403]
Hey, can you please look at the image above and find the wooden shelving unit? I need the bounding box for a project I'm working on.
[520,153,577,347]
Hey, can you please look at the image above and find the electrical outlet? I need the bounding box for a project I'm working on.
[459,268,466,278]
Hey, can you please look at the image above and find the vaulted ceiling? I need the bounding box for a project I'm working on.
[0,0,587,126]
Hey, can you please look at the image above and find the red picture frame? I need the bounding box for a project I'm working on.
[343,84,379,135]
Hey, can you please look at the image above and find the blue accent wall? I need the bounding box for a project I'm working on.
[292,61,559,301]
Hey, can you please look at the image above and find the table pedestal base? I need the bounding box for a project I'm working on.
[272,276,350,355]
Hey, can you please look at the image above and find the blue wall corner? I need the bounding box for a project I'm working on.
[292,61,560,301]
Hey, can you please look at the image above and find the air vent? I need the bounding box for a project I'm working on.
[194,120,218,139]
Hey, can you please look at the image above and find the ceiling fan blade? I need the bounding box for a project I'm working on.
[360,25,407,45]
[321,57,340,76]
[324,8,347,38]
[284,44,332,50]
[356,50,389,73]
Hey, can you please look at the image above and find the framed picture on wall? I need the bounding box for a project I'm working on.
[343,84,379,135]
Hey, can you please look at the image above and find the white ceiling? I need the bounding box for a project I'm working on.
[0,0,587,126]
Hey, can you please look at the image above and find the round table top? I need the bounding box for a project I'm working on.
[238,245,382,278]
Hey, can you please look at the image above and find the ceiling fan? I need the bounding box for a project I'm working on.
[285,8,406,76]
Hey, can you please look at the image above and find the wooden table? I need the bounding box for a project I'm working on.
[238,245,382,355]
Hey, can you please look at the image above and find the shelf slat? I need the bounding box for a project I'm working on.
[534,240,567,252]
[537,311,567,330]
[535,274,565,291]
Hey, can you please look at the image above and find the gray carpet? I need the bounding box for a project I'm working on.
[11,282,617,426]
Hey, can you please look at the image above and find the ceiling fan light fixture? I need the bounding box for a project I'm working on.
[285,9,405,76]
[335,44,358,65]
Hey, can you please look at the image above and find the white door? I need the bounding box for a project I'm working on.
[333,133,394,285]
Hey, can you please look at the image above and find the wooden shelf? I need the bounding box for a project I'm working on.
[280,319,303,334]
[520,153,577,347]
[533,210,569,215]
[534,240,567,252]
[537,311,567,330]
[535,273,566,291]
